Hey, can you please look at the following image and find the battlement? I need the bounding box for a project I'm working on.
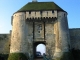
[12,10,57,23]
[26,10,57,19]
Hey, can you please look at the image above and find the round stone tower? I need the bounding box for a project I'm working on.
[10,12,27,53]
[53,11,71,60]
[8,12,28,60]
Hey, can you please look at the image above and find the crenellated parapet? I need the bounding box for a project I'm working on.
[11,10,57,25]
[26,10,57,19]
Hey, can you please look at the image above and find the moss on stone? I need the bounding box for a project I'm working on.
[17,2,64,12]
[8,53,29,60]
[54,52,74,60]
[3,39,10,54]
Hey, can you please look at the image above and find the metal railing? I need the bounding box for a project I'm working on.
[43,55,50,60]
[28,54,33,60]
[30,55,33,60]
[24,53,33,60]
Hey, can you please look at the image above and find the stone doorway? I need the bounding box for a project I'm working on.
[33,41,46,58]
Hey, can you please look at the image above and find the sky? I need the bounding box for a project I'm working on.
[0,0,80,33]
[0,0,80,54]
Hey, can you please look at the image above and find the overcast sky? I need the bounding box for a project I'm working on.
[0,0,80,54]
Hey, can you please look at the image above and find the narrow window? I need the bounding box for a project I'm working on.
[47,11,48,16]
[11,16,13,25]
[64,14,66,17]
[29,11,31,17]
[52,10,54,13]
[40,11,42,16]
[29,11,31,14]
[38,31,40,33]
[35,12,36,16]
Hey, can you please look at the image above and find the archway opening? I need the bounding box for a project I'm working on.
[36,44,46,56]
[33,42,46,58]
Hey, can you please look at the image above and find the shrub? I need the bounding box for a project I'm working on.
[8,53,29,60]
[54,52,74,60]
[0,54,9,60]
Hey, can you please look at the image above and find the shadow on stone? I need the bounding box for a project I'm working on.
[71,49,80,60]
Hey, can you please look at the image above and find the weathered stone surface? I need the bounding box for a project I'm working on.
[45,22,55,58]
[54,11,70,60]
[0,34,10,54]
[10,12,28,53]
[69,28,80,50]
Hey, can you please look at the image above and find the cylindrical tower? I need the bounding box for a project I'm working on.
[58,11,70,52]
[8,12,28,60]
[54,11,71,60]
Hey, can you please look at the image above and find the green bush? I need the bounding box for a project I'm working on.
[54,52,74,60]
[71,49,80,60]
[0,54,9,60]
[8,53,29,60]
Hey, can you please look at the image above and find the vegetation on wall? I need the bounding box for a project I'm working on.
[71,49,80,60]
[8,53,29,60]
[2,39,10,54]
[0,37,3,40]
[54,52,74,60]
[0,34,9,40]
[17,2,64,12]
[0,54,9,60]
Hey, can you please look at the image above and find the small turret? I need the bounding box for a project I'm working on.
[32,0,37,2]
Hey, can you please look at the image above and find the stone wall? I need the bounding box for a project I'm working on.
[45,22,55,58]
[34,22,44,41]
[11,12,28,53]
[0,34,10,54]
[27,22,33,56]
[9,12,29,59]
[57,11,69,52]
[69,28,80,50]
